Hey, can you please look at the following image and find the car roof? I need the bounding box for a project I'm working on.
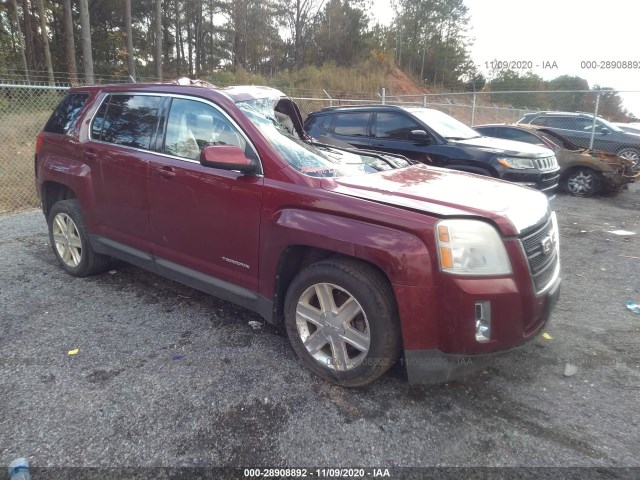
[310,104,437,115]
[69,82,287,102]
[525,111,594,117]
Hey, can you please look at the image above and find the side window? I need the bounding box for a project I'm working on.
[333,113,370,136]
[164,98,247,160]
[543,117,590,131]
[374,113,421,139]
[477,127,495,137]
[94,94,161,149]
[499,128,542,145]
[44,93,89,134]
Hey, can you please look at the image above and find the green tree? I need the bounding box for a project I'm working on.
[310,0,370,67]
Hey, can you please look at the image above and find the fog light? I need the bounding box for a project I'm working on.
[475,301,491,342]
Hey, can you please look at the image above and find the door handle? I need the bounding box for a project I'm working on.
[156,166,176,180]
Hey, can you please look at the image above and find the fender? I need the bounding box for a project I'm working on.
[259,208,435,300]
[39,154,97,217]
[446,164,495,177]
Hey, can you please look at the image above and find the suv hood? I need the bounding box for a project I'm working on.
[453,136,554,158]
[321,164,549,235]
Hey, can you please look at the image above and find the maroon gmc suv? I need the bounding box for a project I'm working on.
[35,83,561,386]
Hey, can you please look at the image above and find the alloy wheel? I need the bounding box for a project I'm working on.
[295,282,370,371]
[52,213,83,267]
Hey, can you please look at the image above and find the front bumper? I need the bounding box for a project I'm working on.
[500,168,560,195]
[404,278,561,384]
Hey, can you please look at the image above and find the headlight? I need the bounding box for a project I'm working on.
[436,219,512,275]
[497,156,535,169]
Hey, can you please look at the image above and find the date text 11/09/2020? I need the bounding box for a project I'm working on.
[244,468,391,477]
[482,60,558,70]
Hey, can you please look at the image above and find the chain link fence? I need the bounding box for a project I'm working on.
[2,82,639,214]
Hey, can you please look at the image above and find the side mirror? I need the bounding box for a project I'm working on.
[408,129,431,143]
[199,145,257,173]
[600,127,610,135]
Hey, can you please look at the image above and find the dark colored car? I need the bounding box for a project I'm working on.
[304,105,560,195]
[613,123,640,135]
[475,124,638,196]
[36,83,561,386]
[517,111,640,166]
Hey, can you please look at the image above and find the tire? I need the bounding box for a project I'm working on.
[47,199,110,277]
[616,147,640,168]
[562,168,601,197]
[284,258,402,387]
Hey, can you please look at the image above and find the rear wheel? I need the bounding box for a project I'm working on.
[47,199,110,277]
[284,258,401,387]
[562,168,601,197]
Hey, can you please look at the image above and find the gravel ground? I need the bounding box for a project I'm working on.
[1,185,639,478]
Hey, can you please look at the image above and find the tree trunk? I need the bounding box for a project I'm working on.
[62,0,77,85]
[10,0,30,81]
[175,0,182,76]
[123,0,136,79]
[162,0,170,71]
[78,0,94,84]
[194,0,202,76]
[186,12,192,75]
[22,0,35,73]
[35,0,54,84]
[155,0,162,80]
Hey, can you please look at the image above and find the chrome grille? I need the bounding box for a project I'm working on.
[519,215,559,294]
[534,155,559,172]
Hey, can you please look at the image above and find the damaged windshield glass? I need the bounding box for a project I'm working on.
[236,98,407,177]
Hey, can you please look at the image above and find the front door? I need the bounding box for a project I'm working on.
[147,97,263,292]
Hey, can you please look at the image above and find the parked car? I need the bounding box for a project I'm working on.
[517,111,640,166]
[475,124,638,197]
[304,105,560,195]
[36,83,560,386]
[613,122,640,135]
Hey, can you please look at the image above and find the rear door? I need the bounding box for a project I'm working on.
[87,93,162,254]
[147,96,263,292]
[330,112,372,148]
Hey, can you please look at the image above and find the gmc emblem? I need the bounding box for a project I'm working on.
[541,236,553,255]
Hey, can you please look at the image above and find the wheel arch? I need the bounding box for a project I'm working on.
[271,245,394,325]
[42,181,77,216]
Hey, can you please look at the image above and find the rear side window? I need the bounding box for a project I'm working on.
[43,93,89,134]
[334,113,370,136]
[91,94,161,150]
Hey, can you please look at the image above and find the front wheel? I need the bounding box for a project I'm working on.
[562,168,601,197]
[284,258,402,387]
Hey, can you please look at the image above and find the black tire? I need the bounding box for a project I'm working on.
[284,258,402,387]
[47,199,110,277]
[561,168,601,197]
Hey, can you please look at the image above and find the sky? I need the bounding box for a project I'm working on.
[369,0,640,117]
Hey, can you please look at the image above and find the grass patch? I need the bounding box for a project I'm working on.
[0,110,50,214]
